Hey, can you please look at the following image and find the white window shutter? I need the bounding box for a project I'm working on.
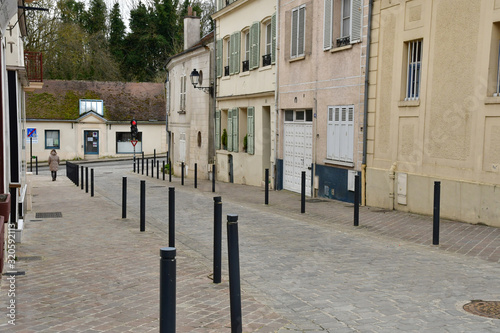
[347,107,354,162]
[215,110,221,150]
[324,0,333,50]
[291,9,298,57]
[247,107,254,154]
[227,109,233,151]
[271,12,277,64]
[216,39,223,77]
[298,6,305,56]
[235,32,240,74]
[218,0,223,11]
[327,107,334,159]
[232,108,239,152]
[350,0,362,43]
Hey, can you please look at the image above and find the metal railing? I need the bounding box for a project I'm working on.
[24,51,43,82]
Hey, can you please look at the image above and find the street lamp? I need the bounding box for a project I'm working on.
[190,68,213,96]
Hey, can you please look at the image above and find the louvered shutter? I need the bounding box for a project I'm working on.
[350,0,362,43]
[291,9,298,57]
[247,107,254,155]
[324,0,333,50]
[227,109,233,151]
[216,39,223,77]
[298,6,305,56]
[271,13,277,64]
[218,0,223,11]
[229,33,236,75]
[215,110,221,150]
[327,107,334,159]
[232,108,239,152]
[234,32,240,74]
[250,22,260,69]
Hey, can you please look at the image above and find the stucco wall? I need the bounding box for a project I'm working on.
[366,0,500,226]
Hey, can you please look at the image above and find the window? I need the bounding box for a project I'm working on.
[291,5,306,58]
[243,31,250,72]
[247,107,255,154]
[405,40,422,100]
[263,22,272,66]
[180,75,186,111]
[327,106,354,162]
[225,38,231,76]
[230,32,240,75]
[284,110,313,122]
[45,130,60,149]
[227,108,239,152]
[324,0,362,49]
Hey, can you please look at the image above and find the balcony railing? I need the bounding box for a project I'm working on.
[242,60,249,72]
[262,54,271,67]
[24,51,43,82]
[224,66,230,76]
[336,36,350,48]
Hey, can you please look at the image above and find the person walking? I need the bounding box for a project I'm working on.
[48,149,60,181]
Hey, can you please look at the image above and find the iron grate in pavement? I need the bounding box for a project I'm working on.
[35,212,62,218]
[463,300,500,319]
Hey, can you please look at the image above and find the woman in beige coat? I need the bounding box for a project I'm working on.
[48,149,60,181]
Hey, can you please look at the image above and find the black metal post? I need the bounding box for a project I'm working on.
[181,162,184,186]
[136,158,139,174]
[194,163,197,189]
[159,247,176,333]
[134,157,136,173]
[80,166,84,190]
[212,164,216,193]
[151,159,154,178]
[85,167,89,193]
[140,180,146,232]
[301,171,306,214]
[169,161,172,182]
[227,214,242,333]
[30,137,33,172]
[354,174,360,227]
[147,158,149,176]
[122,177,127,219]
[154,149,157,165]
[265,168,269,205]
[163,161,165,181]
[157,161,160,179]
[91,169,94,197]
[433,181,441,245]
[169,187,175,247]
[35,156,38,175]
[142,157,144,175]
[213,196,222,284]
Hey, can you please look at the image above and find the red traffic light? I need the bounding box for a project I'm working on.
[131,120,137,125]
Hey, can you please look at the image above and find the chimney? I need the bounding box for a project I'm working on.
[184,6,201,51]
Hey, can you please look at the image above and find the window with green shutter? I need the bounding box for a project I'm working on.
[247,107,254,155]
[271,13,277,64]
[232,108,239,152]
[227,109,233,151]
[230,32,240,75]
[250,22,260,69]
[215,110,221,150]
[216,39,223,77]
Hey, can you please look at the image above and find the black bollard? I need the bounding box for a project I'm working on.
[134,157,136,173]
[142,151,144,159]
[80,166,84,190]
[147,159,149,176]
[142,157,144,175]
[433,181,441,245]
[194,163,198,189]
[181,162,184,186]
[151,159,154,178]
[212,164,216,193]
[169,162,172,182]
[154,149,157,165]
[137,158,140,174]
[227,214,242,333]
[265,168,269,205]
[157,161,159,179]
[35,156,38,175]
[163,161,165,181]
[122,177,127,219]
[159,247,176,333]
[354,174,360,227]
[91,169,94,197]
[85,167,89,193]
[213,197,222,284]
[301,171,306,214]
[169,187,175,247]
[140,180,146,232]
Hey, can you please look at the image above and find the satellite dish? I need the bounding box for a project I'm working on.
[198,70,203,85]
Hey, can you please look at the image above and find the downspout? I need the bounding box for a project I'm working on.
[361,0,373,206]
[213,8,218,169]
[274,0,280,190]
[165,74,171,163]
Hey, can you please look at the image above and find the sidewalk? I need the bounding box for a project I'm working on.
[1,164,499,332]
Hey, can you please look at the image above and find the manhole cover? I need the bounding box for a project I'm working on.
[463,300,500,319]
[36,212,62,218]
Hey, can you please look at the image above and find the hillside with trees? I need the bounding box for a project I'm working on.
[25,0,214,83]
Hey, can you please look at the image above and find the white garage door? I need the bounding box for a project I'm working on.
[283,122,313,195]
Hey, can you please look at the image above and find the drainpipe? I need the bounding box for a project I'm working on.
[388,162,396,210]
[165,74,171,163]
[274,0,280,190]
[361,0,374,206]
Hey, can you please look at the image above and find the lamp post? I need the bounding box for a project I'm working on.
[190,68,214,97]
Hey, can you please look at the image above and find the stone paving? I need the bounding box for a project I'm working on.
[1,160,500,332]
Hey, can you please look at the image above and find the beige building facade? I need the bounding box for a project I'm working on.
[276,0,368,201]
[213,0,276,187]
[366,0,500,226]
